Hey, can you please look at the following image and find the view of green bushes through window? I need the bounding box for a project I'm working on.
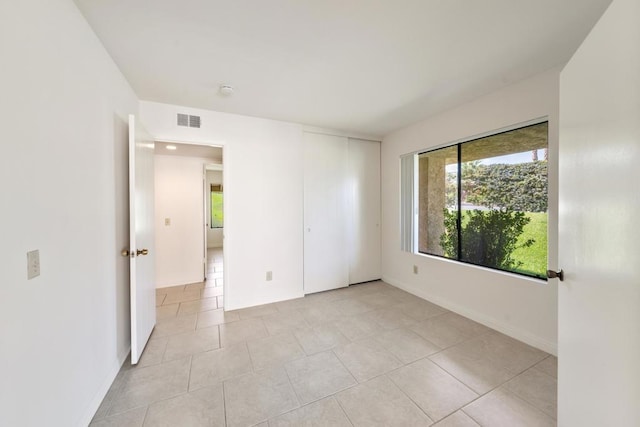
[418,122,548,279]
[211,191,223,228]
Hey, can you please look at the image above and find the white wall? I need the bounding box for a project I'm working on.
[0,0,138,425]
[140,102,304,310]
[155,155,213,287]
[206,170,224,248]
[381,69,560,354]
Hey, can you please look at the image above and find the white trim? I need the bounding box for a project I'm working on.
[382,274,558,356]
[78,348,130,426]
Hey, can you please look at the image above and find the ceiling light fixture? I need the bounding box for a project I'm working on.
[166,145,177,150]
[219,84,234,96]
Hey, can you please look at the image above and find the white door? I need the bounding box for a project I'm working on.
[558,0,640,425]
[128,114,156,365]
[203,165,207,280]
[347,138,381,284]
[303,132,349,294]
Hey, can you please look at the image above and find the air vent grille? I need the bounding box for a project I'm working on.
[177,113,201,128]
[189,115,201,128]
[177,113,188,127]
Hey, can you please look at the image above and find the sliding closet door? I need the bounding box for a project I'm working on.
[348,138,381,284]
[303,132,349,294]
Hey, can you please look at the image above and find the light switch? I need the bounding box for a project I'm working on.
[266,271,273,281]
[165,218,171,226]
[27,250,40,279]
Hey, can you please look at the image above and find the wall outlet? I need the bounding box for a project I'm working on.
[27,250,40,279]
[266,271,273,281]
[165,218,171,226]
[413,265,418,274]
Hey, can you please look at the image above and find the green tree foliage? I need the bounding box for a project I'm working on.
[463,161,547,212]
[440,208,534,271]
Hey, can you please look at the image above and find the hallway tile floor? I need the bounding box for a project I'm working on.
[92,259,557,426]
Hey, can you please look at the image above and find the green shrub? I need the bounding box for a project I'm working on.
[440,208,534,271]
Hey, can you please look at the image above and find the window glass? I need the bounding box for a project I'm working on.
[418,122,548,279]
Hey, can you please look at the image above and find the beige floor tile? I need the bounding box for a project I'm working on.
[359,306,419,331]
[224,368,300,427]
[301,303,345,326]
[108,358,191,415]
[143,384,225,426]
[202,286,224,298]
[216,295,223,307]
[293,323,351,355]
[234,303,280,319]
[247,332,306,371]
[336,375,433,426]
[504,368,557,419]
[136,336,168,368]
[275,297,309,312]
[184,282,205,291]
[332,297,375,316]
[378,287,423,304]
[534,355,558,378]
[375,327,440,364]
[463,388,555,427]
[262,309,310,336]
[163,326,220,361]
[196,308,239,329]
[153,314,197,338]
[410,312,489,349]
[163,289,202,305]
[90,407,147,427]
[430,332,547,394]
[156,303,178,321]
[388,358,478,422]
[284,351,357,404]
[268,397,352,426]
[189,343,253,391]
[220,317,269,347]
[333,338,403,382]
[334,313,382,341]
[397,299,448,321]
[356,291,403,309]
[178,297,218,316]
[432,411,480,427]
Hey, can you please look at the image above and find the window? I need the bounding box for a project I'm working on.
[210,184,223,228]
[416,121,548,279]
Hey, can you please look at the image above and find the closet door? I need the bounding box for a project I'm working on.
[303,132,349,294]
[348,139,381,284]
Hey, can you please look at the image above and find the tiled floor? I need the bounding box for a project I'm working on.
[92,261,557,426]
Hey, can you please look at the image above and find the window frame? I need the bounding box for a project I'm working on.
[411,117,549,281]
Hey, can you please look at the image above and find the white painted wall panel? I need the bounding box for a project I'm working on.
[381,69,560,354]
[140,101,304,310]
[0,0,138,425]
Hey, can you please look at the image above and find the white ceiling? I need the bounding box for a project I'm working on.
[75,0,611,137]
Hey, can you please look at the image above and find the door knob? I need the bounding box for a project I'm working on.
[546,269,564,281]
[121,249,130,257]
[137,249,149,256]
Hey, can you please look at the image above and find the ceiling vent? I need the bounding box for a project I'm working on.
[177,113,201,128]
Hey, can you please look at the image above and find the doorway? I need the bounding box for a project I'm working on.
[153,141,225,309]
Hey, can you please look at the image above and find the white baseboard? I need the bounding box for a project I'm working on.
[382,275,558,356]
[77,347,130,427]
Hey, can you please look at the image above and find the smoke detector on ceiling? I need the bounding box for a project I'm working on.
[219,84,234,96]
